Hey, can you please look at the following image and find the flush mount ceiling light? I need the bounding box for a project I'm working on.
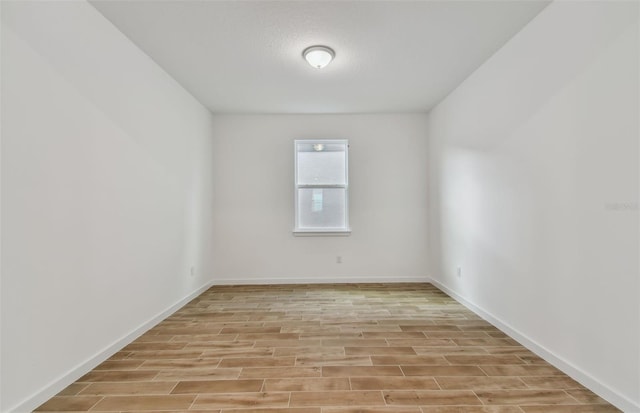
[303,45,335,69]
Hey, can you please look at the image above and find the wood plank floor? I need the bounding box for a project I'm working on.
[36,283,619,412]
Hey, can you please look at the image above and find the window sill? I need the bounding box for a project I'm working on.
[293,229,351,237]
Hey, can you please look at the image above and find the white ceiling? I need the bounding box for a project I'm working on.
[90,1,549,114]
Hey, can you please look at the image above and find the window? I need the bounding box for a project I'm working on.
[294,139,350,235]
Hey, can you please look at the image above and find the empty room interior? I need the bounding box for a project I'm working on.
[1,0,639,412]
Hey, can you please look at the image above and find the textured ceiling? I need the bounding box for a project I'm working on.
[90,1,549,114]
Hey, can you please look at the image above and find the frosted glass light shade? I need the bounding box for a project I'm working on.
[303,46,335,69]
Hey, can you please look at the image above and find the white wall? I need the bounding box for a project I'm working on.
[1,2,215,411]
[427,1,639,411]
[212,114,428,284]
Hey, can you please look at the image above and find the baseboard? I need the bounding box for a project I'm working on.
[213,276,430,285]
[8,280,214,413]
[429,277,640,413]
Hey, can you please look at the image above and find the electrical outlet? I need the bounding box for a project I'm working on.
[336,256,343,264]
[190,266,196,277]
[456,267,462,278]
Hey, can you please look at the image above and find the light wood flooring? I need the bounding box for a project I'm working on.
[36,283,619,412]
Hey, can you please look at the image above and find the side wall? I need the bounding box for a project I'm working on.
[427,1,639,410]
[1,2,215,410]
[211,114,429,284]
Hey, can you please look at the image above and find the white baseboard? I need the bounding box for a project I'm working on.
[429,278,640,413]
[9,280,214,413]
[213,276,429,285]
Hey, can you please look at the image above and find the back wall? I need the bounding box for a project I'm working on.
[211,114,429,284]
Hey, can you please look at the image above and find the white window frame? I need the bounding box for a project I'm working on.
[293,139,350,236]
